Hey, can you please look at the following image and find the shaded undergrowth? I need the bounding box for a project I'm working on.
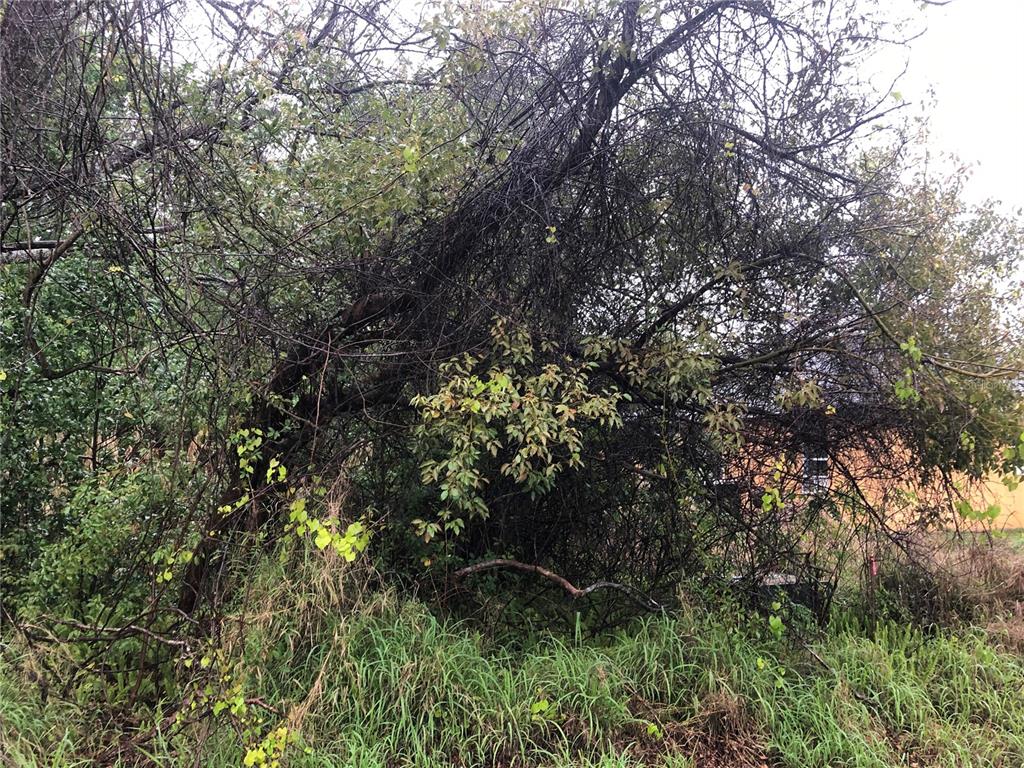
[5,570,1024,768]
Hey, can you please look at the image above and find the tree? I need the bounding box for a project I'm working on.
[1,0,1021,636]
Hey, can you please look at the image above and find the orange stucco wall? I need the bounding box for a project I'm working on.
[728,443,1024,531]
[972,476,1024,530]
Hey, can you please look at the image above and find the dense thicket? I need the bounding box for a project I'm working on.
[1,0,1022,682]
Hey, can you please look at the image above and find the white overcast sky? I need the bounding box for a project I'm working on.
[886,0,1024,212]
[178,0,1023,212]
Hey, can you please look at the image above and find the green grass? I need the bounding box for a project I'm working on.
[5,594,1024,767]
[0,659,94,768]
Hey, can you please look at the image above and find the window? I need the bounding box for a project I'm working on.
[802,447,830,494]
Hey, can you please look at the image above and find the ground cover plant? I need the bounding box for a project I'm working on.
[7,578,1024,767]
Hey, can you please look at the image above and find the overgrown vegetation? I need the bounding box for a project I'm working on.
[8,578,1024,767]
[2,0,1023,764]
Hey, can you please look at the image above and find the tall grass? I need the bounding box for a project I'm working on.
[0,655,94,768]
[5,567,1024,767]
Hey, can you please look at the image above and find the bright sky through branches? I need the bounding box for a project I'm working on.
[888,0,1024,212]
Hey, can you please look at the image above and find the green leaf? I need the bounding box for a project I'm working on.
[314,528,332,550]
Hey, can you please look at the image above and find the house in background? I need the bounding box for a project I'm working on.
[724,408,1024,534]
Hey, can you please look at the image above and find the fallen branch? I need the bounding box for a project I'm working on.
[23,617,188,648]
[451,559,664,612]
